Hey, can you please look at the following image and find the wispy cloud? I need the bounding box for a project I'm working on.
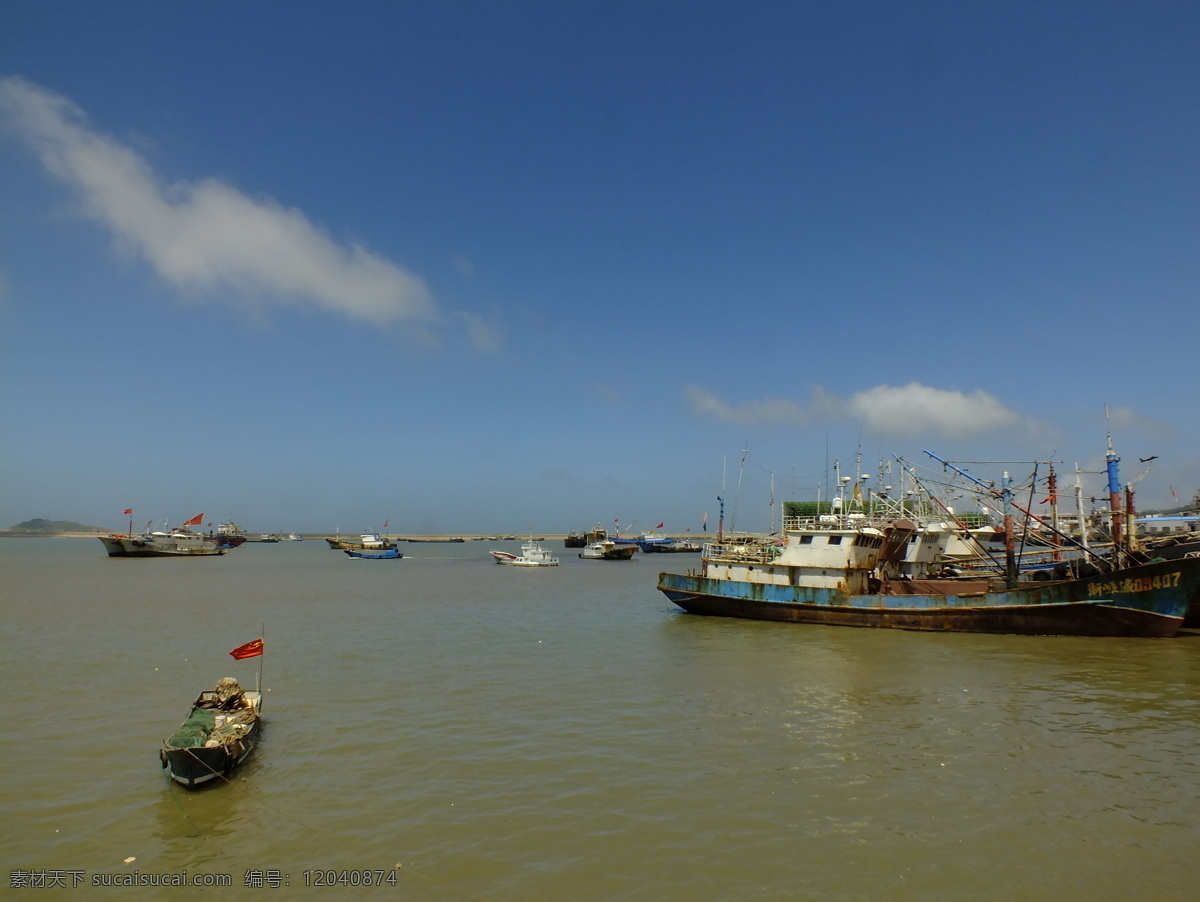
[454,310,504,352]
[0,76,437,327]
[1105,404,1173,438]
[686,382,1033,440]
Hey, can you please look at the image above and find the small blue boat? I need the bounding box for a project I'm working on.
[344,548,403,560]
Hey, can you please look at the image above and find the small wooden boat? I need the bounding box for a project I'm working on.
[160,678,262,788]
[344,547,403,559]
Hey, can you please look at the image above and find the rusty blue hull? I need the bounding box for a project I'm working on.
[658,556,1200,637]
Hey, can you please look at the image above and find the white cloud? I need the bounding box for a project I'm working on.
[0,76,436,327]
[847,383,1020,438]
[455,310,504,352]
[686,382,1028,440]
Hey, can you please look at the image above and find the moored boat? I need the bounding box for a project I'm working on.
[325,532,397,551]
[160,677,262,788]
[658,550,1198,637]
[579,540,637,560]
[612,529,673,551]
[491,539,560,566]
[100,529,230,557]
[641,539,703,553]
[215,522,248,547]
[101,510,237,557]
[658,445,1200,638]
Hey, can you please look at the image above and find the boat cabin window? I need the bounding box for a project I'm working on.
[799,535,814,544]
[828,536,843,545]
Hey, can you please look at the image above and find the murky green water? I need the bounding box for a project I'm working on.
[3,538,1199,900]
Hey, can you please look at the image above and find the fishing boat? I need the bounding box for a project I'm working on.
[657,445,1200,638]
[344,547,403,560]
[490,539,560,566]
[160,677,262,788]
[99,529,231,557]
[579,540,637,560]
[641,539,703,554]
[215,522,248,547]
[658,527,1198,637]
[100,510,238,557]
[325,531,397,551]
[612,529,673,552]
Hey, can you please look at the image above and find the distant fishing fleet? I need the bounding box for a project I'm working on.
[102,428,1199,643]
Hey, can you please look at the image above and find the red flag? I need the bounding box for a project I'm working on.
[656,522,665,529]
[229,638,264,660]
[123,508,133,515]
[383,519,389,529]
[183,513,204,526]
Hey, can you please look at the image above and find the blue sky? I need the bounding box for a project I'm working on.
[2,1,1198,536]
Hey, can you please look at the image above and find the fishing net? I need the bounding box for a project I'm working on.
[166,709,217,748]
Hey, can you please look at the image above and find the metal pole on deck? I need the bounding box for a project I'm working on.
[257,622,264,703]
[1106,413,1124,556]
[1002,472,1018,589]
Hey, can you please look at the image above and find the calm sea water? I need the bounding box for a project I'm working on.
[3,538,1200,900]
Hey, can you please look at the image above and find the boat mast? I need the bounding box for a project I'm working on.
[1125,484,1138,554]
[1074,463,1090,552]
[1001,472,1018,588]
[769,470,776,534]
[257,622,265,704]
[1105,409,1124,557]
[1046,463,1062,562]
[718,455,726,541]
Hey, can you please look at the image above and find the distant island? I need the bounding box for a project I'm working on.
[1,518,107,537]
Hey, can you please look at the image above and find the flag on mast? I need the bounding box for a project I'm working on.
[182,513,204,526]
[229,638,264,660]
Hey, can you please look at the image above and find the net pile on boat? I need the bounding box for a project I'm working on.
[166,678,256,749]
[167,709,217,749]
[214,677,243,704]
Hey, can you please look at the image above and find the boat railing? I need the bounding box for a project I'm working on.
[783,514,889,532]
[702,539,784,563]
